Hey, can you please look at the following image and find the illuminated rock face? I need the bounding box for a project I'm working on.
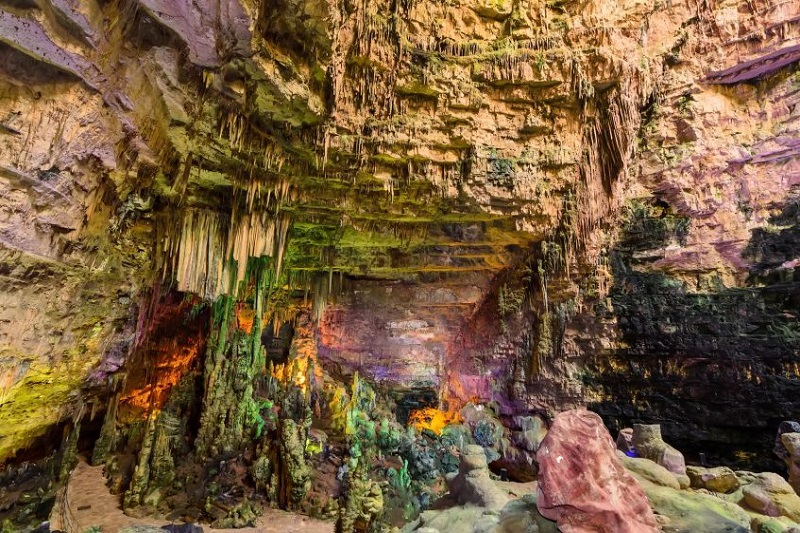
[0,0,799,468]
[536,410,659,533]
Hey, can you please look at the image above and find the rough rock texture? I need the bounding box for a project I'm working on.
[637,477,752,533]
[618,453,682,490]
[632,424,687,476]
[782,432,800,493]
[742,473,800,522]
[536,409,658,533]
[407,492,558,533]
[686,465,740,494]
[0,0,799,490]
[447,444,509,510]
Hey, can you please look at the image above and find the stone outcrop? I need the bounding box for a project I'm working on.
[631,424,687,478]
[447,444,509,510]
[780,432,800,494]
[638,477,752,533]
[407,491,558,533]
[536,410,658,533]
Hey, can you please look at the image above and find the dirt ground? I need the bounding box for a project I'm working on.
[49,459,334,533]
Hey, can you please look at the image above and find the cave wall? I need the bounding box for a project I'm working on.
[0,0,799,467]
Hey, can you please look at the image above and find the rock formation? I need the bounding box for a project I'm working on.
[536,410,659,532]
[446,444,509,510]
[0,0,799,530]
[776,423,800,494]
[631,424,688,478]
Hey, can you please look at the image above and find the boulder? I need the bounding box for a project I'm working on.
[410,493,559,533]
[618,453,681,490]
[495,494,559,533]
[775,422,800,461]
[782,433,800,493]
[676,474,691,489]
[413,507,490,533]
[742,473,800,522]
[783,433,800,459]
[686,465,740,493]
[638,477,751,532]
[448,444,510,510]
[632,424,686,476]
[536,409,659,533]
[749,515,797,533]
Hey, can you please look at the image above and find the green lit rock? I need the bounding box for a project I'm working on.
[280,418,312,508]
[638,477,751,532]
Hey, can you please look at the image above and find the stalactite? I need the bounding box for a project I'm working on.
[168,206,291,301]
[194,257,281,460]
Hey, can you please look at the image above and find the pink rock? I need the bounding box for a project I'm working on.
[536,410,659,533]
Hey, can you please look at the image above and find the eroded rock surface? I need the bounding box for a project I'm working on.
[536,410,659,533]
[0,1,799,531]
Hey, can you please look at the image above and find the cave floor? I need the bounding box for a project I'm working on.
[50,459,334,533]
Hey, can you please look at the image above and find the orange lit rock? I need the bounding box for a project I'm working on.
[117,298,206,420]
[118,339,200,418]
[236,305,256,334]
[409,407,463,435]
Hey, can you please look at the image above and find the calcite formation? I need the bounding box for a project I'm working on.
[0,0,799,529]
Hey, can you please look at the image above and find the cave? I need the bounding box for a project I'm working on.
[1,0,800,532]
